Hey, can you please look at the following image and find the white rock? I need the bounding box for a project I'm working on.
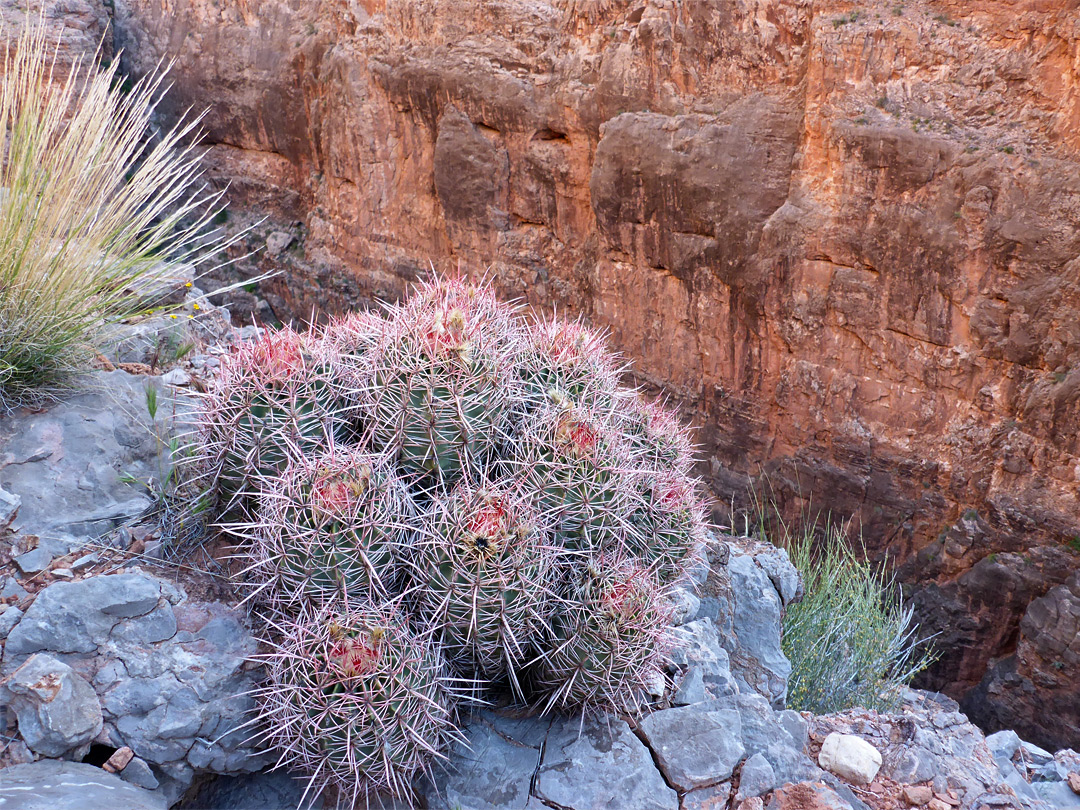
[818,732,882,785]
[265,231,294,257]
[160,368,191,387]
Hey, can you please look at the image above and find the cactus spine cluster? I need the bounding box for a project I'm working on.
[186,276,708,805]
[532,554,673,713]
[247,444,415,607]
[258,601,459,803]
[195,327,354,513]
[413,482,558,692]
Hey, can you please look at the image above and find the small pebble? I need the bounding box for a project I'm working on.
[902,785,932,806]
[103,746,135,773]
[160,368,190,386]
[71,553,99,571]
[52,568,74,580]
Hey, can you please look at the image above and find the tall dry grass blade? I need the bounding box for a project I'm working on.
[0,12,245,409]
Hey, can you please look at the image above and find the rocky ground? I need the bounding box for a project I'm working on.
[84,0,1080,748]
[1,299,1078,809]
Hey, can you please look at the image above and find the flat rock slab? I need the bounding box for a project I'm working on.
[0,370,174,538]
[535,714,678,810]
[426,710,549,810]
[638,700,745,791]
[0,759,167,810]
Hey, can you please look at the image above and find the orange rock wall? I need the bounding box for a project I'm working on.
[109,0,1080,746]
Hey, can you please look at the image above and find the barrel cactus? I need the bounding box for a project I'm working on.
[256,601,461,803]
[358,277,525,485]
[246,445,416,608]
[512,393,633,550]
[182,275,712,802]
[193,327,353,515]
[531,554,672,714]
[412,482,561,692]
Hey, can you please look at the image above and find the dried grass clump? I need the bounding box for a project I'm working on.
[0,14,237,408]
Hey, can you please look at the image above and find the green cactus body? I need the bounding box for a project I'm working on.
[362,279,524,486]
[532,556,671,713]
[624,471,706,584]
[415,484,557,688]
[258,602,459,802]
[255,447,415,606]
[515,396,632,550]
[199,328,355,515]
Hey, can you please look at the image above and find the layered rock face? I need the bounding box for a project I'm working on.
[81,0,1080,748]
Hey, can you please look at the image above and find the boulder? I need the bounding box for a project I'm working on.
[3,653,103,757]
[535,714,678,810]
[818,733,882,786]
[638,700,745,791]
[0,760,167,810]
[0,572,268,799]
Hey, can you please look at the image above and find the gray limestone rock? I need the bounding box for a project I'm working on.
[0,370,175,539]
[13,546,52,576]
[672,666,707,706]
[737,752,778,800]
[682,781,732,810]
[1033,780,1080,809]
[0,484,19,528]
[725,550,793,708]
[638,700,745,791]
[735,693,821,786]
[175,771,319,810]
[3,573,163,659]
[986,729,1022,761]
[669,585,702,626]
[0,575,28,600]
[535,714,678,810]
[3,653,103,757]
[0,572,268,796]
[778,709,810,752]
[425,710,548,810]
[669,619,738,698]
[0,606,22,640]
[121,756,161,791]
[0,760,167,810]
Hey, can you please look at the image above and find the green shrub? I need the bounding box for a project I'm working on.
[0,13,236,409]
[778,517,936,714]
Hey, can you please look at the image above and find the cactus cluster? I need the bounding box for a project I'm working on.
[187,277,708,804]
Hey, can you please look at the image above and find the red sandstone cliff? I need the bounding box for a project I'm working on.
[24,0,1080,747]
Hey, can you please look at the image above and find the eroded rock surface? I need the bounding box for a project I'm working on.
[88,0,1080,742]
[0,572,269,800]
